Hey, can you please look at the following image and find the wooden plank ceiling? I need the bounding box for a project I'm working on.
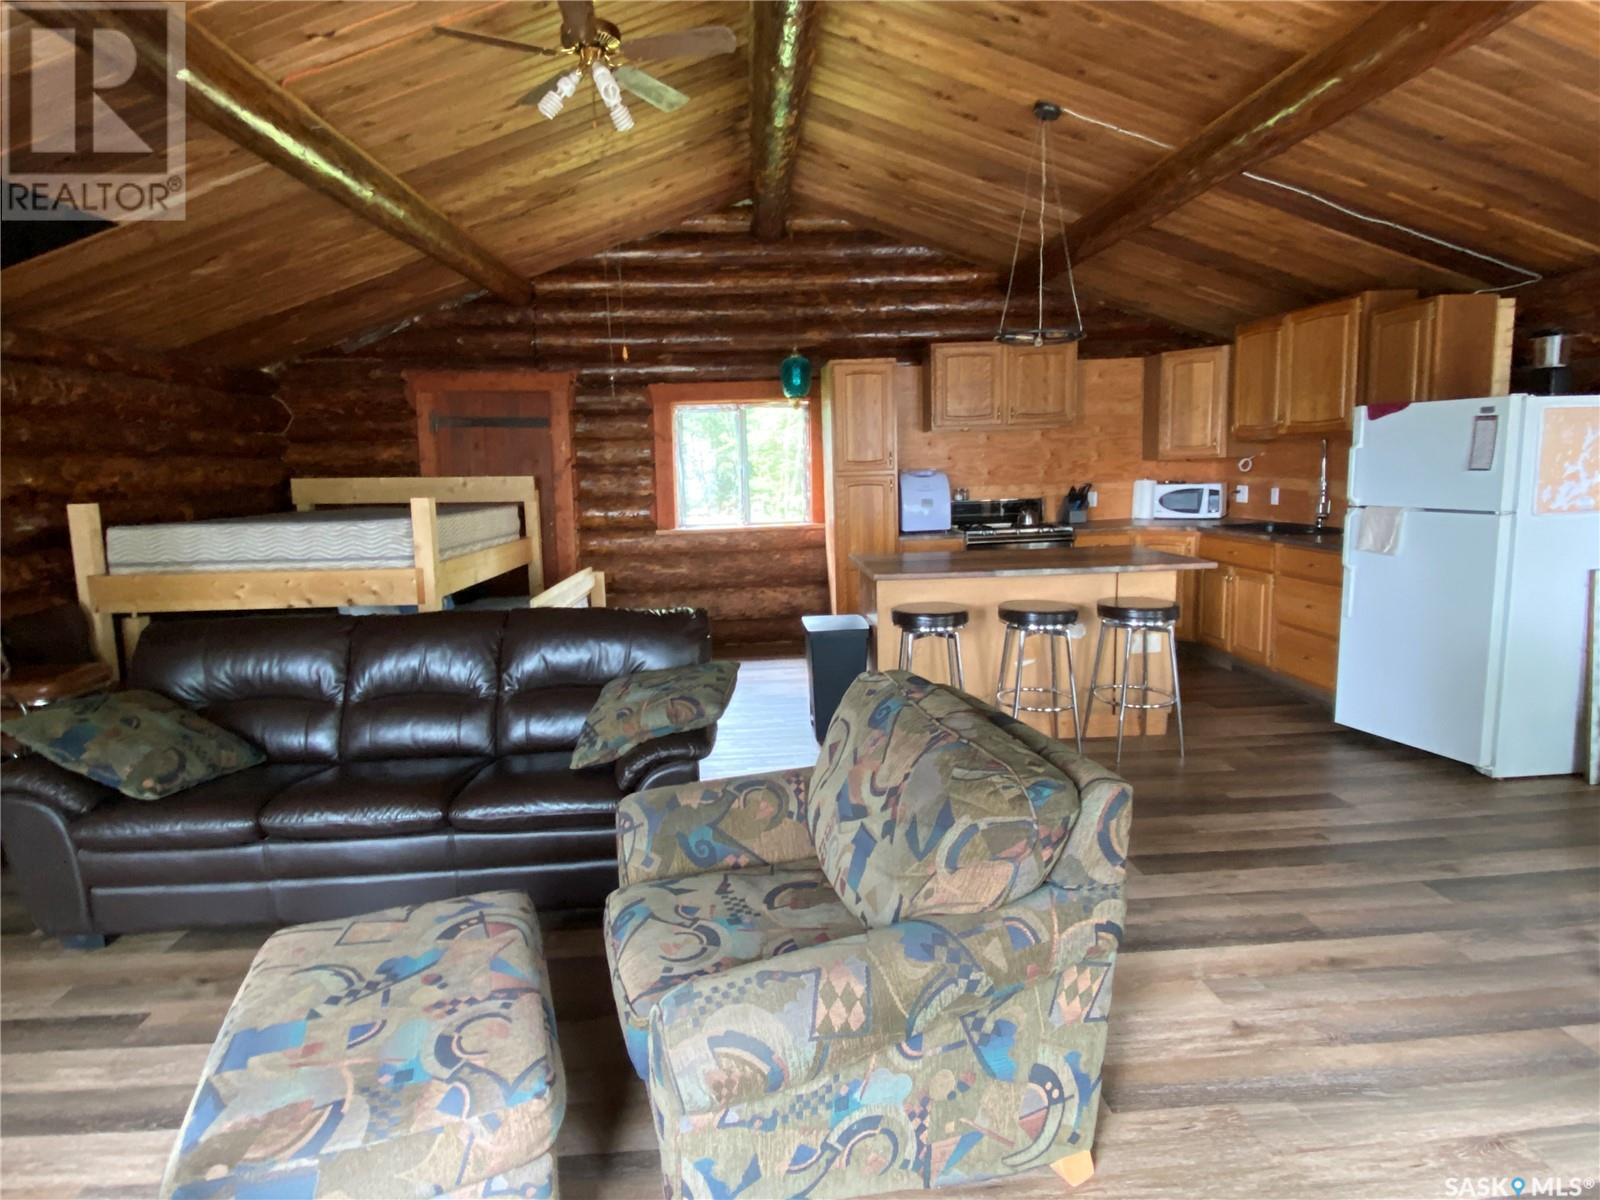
[2,1,1596,363]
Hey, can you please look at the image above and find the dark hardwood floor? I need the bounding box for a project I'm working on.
[2,655,1596,1198]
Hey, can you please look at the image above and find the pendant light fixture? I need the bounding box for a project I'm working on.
[996,100,1085,346]
[780,349,812,399]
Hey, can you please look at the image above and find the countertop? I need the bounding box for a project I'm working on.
[898,519,1342,552]
[854,546,1218,581]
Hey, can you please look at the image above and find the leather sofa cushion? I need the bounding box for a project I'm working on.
[260,758,488,840]
[130,616,353,762]
[342,613,502,760]
[497,608,711,753]
[450,754,623,833]
[70,764,325,851]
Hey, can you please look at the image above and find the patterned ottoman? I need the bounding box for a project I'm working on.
[161,892,565,1199]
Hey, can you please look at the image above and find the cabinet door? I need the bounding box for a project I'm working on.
[1197,566,1231,648]
[930,342,1005,429]
[1137,533,1199,640]
[1005,342,1078,426]
[832,475,897,614]
[1229,567,1273,663]
[1282,298,1361,432]
[1364,301,1435,407]
[828,361,896,473]
[1158,346,1230,458]
[1232,316,1283,439]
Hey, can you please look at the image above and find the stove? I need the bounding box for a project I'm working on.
[950,497,1076,550]
[963,523,1077,550]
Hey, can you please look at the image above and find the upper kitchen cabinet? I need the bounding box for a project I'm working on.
[1363,295,1515,407]
[1005,342,1080,426]
[928,341,1077,431]
[930,342,1006,430]
[823,359,897,473]
[1232,316,1284,440]
[1144,345,1230,460]
[1232,290,1415,439]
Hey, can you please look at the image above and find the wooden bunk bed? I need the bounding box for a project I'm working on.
[68,476,542,675]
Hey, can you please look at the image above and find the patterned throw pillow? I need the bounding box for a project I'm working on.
[570,660,738,770]
[807,670,1082,927]
[2,689,264,801]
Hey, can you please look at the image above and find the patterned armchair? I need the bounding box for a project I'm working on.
[603,672,1131,1200]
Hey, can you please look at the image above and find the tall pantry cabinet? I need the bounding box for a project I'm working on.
[822,359,899,614]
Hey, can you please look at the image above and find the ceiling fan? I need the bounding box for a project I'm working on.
[435,0,737,132]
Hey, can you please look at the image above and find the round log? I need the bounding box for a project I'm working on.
[581,526,826,556]
[574,441,652,469]
[573,410,653,441]
[596,237,953,267]
[606,583,830,624]
[534,265,998,297]
[672,212,855,236]
[579,504,654,530]
[584,548,825,587]
[576,467,654,503]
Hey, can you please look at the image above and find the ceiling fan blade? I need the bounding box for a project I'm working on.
[614,65,689,113]
[434,25,563,56]
[623,25,737,63]
[514,70,574,108]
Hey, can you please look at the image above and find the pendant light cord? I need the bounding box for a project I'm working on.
[999,114,1085,341]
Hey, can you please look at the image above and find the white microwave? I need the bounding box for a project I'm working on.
[1134,480,1226,520]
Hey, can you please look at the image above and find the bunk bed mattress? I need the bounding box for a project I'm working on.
[105,504,523,574]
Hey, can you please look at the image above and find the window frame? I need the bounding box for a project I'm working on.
[649,380,824,531]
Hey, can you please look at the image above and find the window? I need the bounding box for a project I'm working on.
[651,383,822,530]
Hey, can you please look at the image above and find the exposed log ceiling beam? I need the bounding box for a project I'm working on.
[1045,1,1532,280]
[50,5,531,305]
[749,0,820,240]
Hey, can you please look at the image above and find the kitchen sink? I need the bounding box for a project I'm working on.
[1220,521,1339,536]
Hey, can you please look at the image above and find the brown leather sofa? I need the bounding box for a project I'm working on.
[1,607,714,946]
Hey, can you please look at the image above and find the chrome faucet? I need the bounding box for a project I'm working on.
[1314,437,1332,532]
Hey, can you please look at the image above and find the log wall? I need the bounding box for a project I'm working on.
[278,214,1208,650]
[0,329,288,618]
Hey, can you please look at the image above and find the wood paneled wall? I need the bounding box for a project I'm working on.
[0,330,286,618]
[277,215,1205,649]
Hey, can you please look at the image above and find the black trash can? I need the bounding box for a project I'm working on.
[801,614,870,742]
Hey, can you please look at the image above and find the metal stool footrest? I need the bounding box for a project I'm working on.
[996,684,1077,716]
[1089,683,1178,711]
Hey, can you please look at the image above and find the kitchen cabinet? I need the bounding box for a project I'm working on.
[1229,568,1273,664]
[1268,543,1341,692]
[1070,529,1199,640]
[825,359,897,473]
[1231,316,1283,440]
[1197,566,1230,648]
[823,359,901,613]
[898,535,964,554]
[1145,345,1230,459]
[1006,342,1080,426]
[1195,534,1275,664]
[1232,290,1415,438]
[928,341,1077,431]
[1363,295,1515,406]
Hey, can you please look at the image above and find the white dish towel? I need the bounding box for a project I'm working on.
[1356,506,1403,555]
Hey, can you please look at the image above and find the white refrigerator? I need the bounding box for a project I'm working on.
[1336,393,1600,778]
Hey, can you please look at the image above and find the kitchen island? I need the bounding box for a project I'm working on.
[853,546,1216,738]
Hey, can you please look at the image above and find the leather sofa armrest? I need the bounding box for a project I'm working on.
[615,767,814,887]
[647,883,1126,1117]
[613,726,718,794]
[1,754,116,818]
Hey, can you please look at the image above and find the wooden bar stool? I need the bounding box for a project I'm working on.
[1083,596,1184,764]
[995,599,1083,752]
[891,602,969,690]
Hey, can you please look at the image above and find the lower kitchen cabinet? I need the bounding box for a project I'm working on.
[1268,543,1342,691]
[1197,565,1230,648]
[828,473,897,614]
[1196,534,1276,665]
[1075,529,1199,640]
[1229,568,1273,664]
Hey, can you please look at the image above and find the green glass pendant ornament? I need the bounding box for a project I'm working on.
[780,351,812,399]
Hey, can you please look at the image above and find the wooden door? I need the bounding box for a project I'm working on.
[1158,345,1230,458]
[1197,565,1231,649]
[407,370,577,584]
[930,342,1005,430]
[1365,301,1435,406]
[1229,567,1274,663]
[1232,316,1283,439]
[1282,298,1361,432]
[1005,342,1078,426]
[827,360,897,473]
[831,474,897,614]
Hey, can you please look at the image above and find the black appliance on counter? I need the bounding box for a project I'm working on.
[953,497,1076,550]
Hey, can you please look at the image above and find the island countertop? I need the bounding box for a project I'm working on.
[853,546,1217,581]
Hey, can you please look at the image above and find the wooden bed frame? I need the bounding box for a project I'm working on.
[68,476,542,676]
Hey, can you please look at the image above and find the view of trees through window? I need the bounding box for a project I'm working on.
[674,401,810,527]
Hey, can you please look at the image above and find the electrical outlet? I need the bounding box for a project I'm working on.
[1270,486,1281,506]
[1087,489,1098,508]
[1234,483,1249,503]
